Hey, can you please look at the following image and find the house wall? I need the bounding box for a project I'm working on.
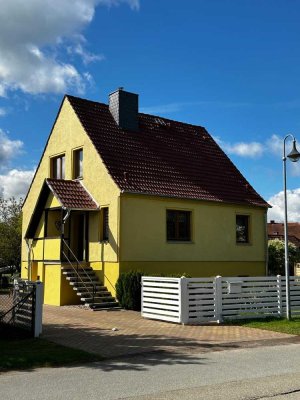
[21,98,121,274]
[43,263,80,306]
[119,194,267,277]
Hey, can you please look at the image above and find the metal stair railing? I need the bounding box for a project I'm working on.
[61,239,96,305]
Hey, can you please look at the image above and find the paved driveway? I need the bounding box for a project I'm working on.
[42,305,297,359]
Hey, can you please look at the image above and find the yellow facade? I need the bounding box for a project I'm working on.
[120,194,267,272]
[21,97,268,306]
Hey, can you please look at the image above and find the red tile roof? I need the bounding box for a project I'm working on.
[268,222,300,241]
[46,179,98,210]
[67,95,269,208]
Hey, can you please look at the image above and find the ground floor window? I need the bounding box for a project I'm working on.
[236,215,250,243]
[167,210,191,241]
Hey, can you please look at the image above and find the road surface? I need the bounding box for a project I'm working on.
[2,344,300,399]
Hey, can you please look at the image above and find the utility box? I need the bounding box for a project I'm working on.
[227,280,243,295]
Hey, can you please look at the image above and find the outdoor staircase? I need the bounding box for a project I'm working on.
[62,265,120,310]
[61,239,119,310]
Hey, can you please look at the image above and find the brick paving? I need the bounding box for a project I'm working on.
[42,305,297,359]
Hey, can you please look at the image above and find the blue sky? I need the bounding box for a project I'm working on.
[0,0,300,221]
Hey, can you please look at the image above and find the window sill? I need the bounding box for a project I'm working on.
[167,240,194,244]
[236,242,252,246]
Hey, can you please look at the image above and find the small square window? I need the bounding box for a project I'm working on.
[236,215,250,243]
[167,210,191,241]
[51,155,65,179]
[100,207,109,241]
[73,148,83,179]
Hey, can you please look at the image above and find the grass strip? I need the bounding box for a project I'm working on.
[230,317,300,336]
[0,336,101,372]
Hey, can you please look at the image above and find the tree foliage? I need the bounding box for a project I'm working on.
[268,239,298,276]
[0,197,22,271]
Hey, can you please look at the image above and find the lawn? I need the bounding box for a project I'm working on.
[0,328,101,372]
[233,317,300,336]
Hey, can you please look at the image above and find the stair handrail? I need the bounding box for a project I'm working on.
[62,239,96,304]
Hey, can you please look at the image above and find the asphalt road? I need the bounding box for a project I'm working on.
[2,344,300,399]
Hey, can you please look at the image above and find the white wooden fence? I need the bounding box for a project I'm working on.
[141,276,300,324]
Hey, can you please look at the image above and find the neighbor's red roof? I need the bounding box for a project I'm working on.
[67,95,269,208]
[46,178,98,210]
[268,222,300,241]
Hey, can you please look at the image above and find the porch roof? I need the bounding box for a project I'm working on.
[46,179,98,210]
[25,179,98,238]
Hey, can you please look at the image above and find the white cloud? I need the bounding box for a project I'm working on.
[0,0,139,96]
[0,130,23,167]
[0,108,6,117]
[67,42,105,66]
[0,169,35,199]
[215,137,264,158]
[268,189,300,222]
[266,134,282,156]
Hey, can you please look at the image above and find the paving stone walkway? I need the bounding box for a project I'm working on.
[42,305,298,359]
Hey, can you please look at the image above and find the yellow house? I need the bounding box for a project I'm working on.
[21,88,269,307]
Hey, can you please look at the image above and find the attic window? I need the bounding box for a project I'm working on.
[51,155,65,179]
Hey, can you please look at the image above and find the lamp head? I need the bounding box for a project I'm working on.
[287,139,300,162]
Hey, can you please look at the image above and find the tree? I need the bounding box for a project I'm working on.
[268,239,298,276]
[0,197,22,271]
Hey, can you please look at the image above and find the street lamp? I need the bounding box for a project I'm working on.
[283,135,300,320]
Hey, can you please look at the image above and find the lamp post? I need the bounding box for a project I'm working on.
[283,135,300,320]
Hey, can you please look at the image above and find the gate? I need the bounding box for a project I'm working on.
[0,279,43,337]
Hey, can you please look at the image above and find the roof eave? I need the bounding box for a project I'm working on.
[120,189,270,208]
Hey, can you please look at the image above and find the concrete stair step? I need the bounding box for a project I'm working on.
[81,296,115,302]
[68,278,99,284]
[76,289,111,296]
[61,266,93,272]
[66,276,96,281]
[62,271,96,277]
[73,285,107,292]
[88,302,120,310]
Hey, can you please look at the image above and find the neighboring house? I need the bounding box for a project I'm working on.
[21,88,269,307]
[268,221,300,250]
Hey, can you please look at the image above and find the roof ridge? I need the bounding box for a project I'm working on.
[66,94,208,129]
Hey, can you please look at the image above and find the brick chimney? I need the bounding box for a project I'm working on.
[109,88,139,131]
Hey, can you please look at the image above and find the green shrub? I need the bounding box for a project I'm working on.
[116,271,143,311]
[268,239,298,275]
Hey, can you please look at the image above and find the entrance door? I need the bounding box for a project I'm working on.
[69,212,88,261]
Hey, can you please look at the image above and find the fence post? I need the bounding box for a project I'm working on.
[141,276,144,315]
[34,281,44,338]
[215,276,223,323]
[180,277,189,325]
[277,275,282,318]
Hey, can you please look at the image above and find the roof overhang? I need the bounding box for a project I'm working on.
[25,179,99,238]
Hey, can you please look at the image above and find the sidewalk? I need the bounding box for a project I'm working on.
[42,305,298,359]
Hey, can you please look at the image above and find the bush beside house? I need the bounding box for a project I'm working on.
[116,271,143,311]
